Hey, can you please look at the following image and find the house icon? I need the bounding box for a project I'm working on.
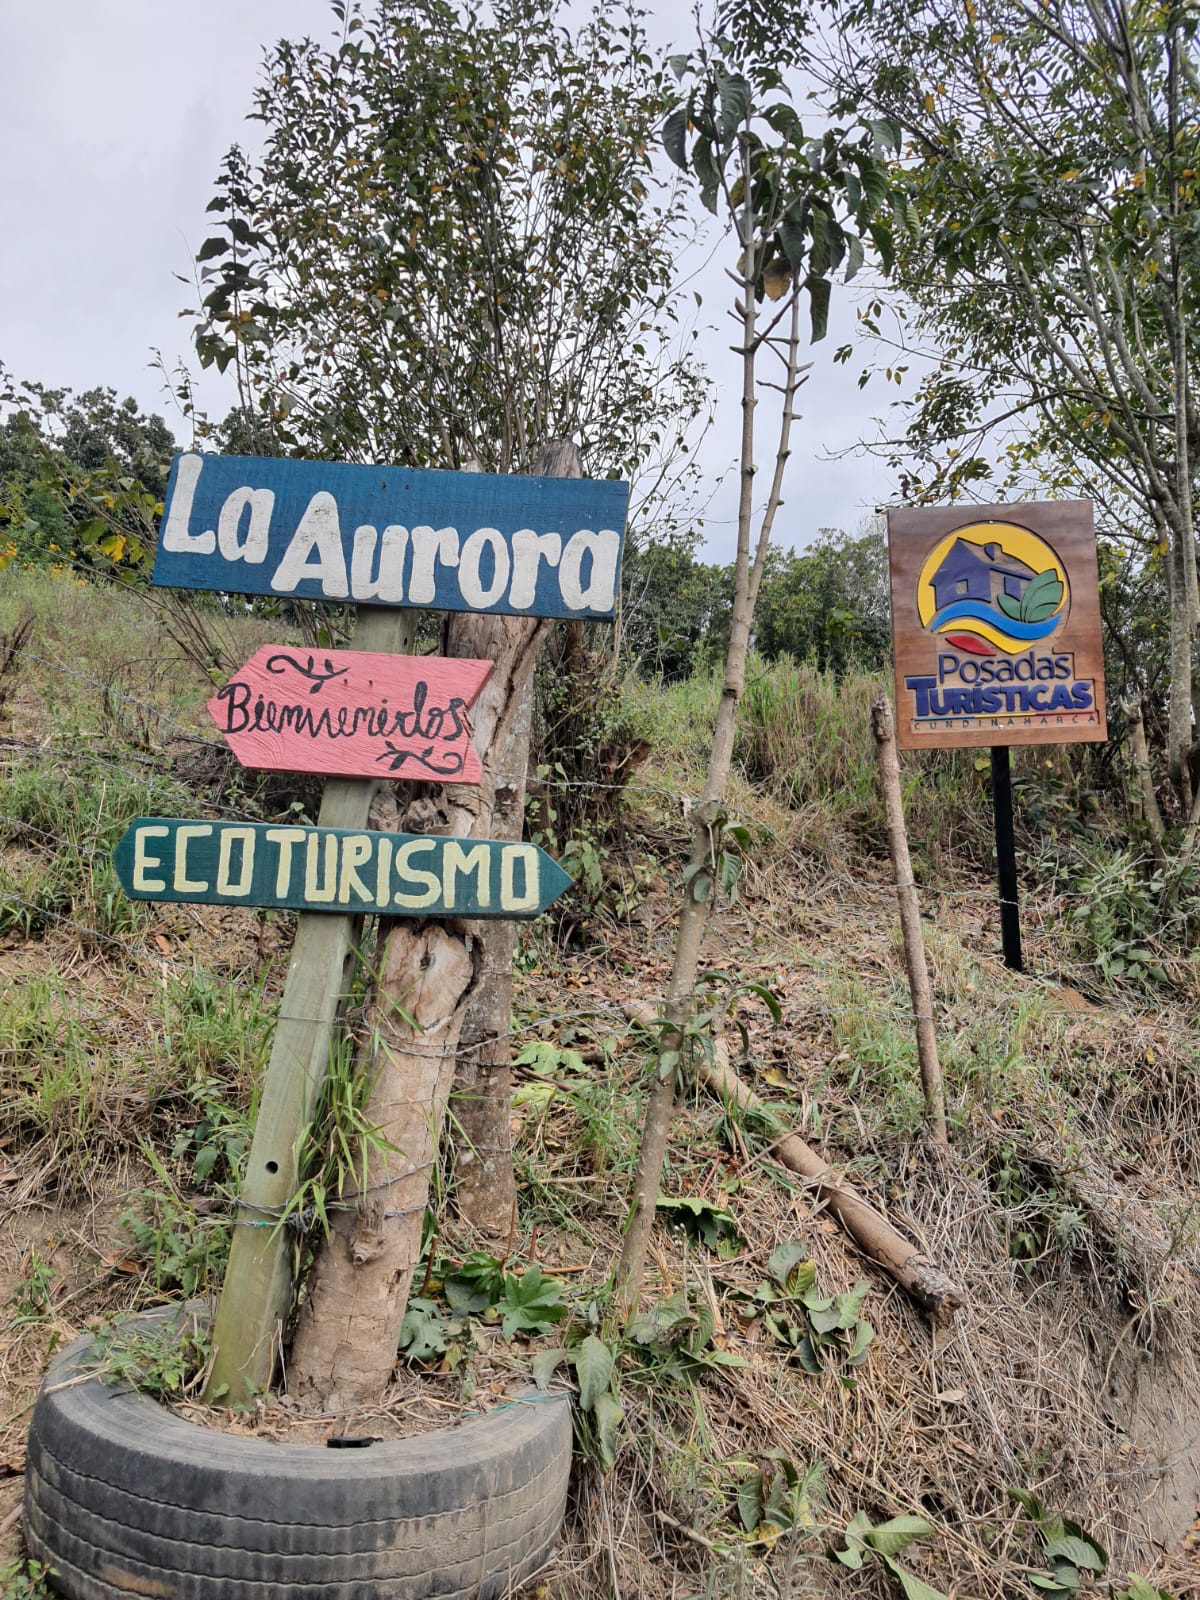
[931,538,1036,614]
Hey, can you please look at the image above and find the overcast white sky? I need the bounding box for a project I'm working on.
[0,0,896,561]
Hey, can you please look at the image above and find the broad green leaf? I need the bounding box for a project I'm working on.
[1028,1574,1075,1595]
[845,234,865,282]
[1007,1487,1047,1521]
[576,1335,614,1412]
[997,592,1021,619]
[806,274,831,341]
[865,116,901,155]
[718,73,751,141]
[196,236,230,261]
[662,107,689,170]
[779,216,809,274]
[591,1389,624,1472]
[847,1318,874,1363]
[737,1474,764,1533]
[865,1514,936,1555]
[881,1554,951,1600]
[531,1347,570,1389]
[627,1294,696,1347]
[1044,1536,1106,1573]
[767,1241,813,1289]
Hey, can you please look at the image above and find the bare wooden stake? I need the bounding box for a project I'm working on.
[870,694,948,1146]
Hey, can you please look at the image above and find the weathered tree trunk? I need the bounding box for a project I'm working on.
[288,925,473,1409]
[870,695,947,1145]
[699,1036,964,1323]
[1124,697,1167,859]
[287,443,576,1408]
[447,441,581,1234]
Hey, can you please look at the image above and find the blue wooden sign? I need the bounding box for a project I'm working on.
[152,453,628,619]
[113,818,572,919]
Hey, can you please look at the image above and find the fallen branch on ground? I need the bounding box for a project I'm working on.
[624,1001,965,1325]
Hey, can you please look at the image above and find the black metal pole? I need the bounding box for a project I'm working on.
[990,744,1023,971]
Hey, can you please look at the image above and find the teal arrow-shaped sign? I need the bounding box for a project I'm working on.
[113,818,571,919]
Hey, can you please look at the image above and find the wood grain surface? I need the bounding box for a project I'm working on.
[207,646,491,782]
[887,500,1107,750]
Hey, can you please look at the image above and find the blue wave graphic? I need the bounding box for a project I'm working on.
[931,600,1061,641]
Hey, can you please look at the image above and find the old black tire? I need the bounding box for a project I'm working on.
[24,1304,572,1599]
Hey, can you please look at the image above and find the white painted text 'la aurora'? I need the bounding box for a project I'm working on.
[161,454,619,612]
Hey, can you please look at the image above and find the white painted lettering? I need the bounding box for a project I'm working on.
[508,528,561,609]
[407,525,460,604]
[350,524,409,602]
[394,839,440,909]
[173,824,213,894]
[216,827,256,897]
[304,832,338,902]
[160,455,214,555]
[264,827,307,897]
[500,843,540,912]
[217,486,275,563]
[271,492,349,597]
[338,834,374,902]
[374,837,393,906]
[443,841,491,909]
[458,526,510,609]
[132,825,169,893]
[559,528,620,613]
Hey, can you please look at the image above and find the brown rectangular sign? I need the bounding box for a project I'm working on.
[887,500,1107,750]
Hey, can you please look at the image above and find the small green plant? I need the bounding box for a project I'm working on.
[119,1153,230,1297]
[749,1243,874,1377]
[534,1332,625,1471]
[656,1195,743,1257]
[171,1078,252,1185]
[626,1290,747,1385]
[11,1250,57,1322]
[1007,1489,1174,1600]
[0,1557,56,1599]
[733,1452,824,1541]
[283,1014,404,1237]
[396,1297,454,1363]
[496,1264,568,1337]
[826,1510,948,1600]
[89,1315,212,1403]
[988,1145,1088,1270]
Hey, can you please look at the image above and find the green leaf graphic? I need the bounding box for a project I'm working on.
[1019,568,1064,623]
[997,593,1022,620]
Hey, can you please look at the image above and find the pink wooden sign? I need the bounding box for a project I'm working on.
[207,647,492,783]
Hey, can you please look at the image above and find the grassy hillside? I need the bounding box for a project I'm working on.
[2,574,1198,1599]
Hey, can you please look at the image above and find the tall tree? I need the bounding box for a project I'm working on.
[189,0,704,487]
[616,35,902,1299]
[818,0,1200,814]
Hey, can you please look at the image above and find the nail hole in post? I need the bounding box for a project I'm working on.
[265,1160,279,1174]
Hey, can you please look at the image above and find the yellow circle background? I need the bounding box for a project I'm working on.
[916,522,1068,648]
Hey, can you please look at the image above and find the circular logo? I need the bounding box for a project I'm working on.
[916,521,1068,657]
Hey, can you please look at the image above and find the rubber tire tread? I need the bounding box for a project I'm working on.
[24,1306,571,1599]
